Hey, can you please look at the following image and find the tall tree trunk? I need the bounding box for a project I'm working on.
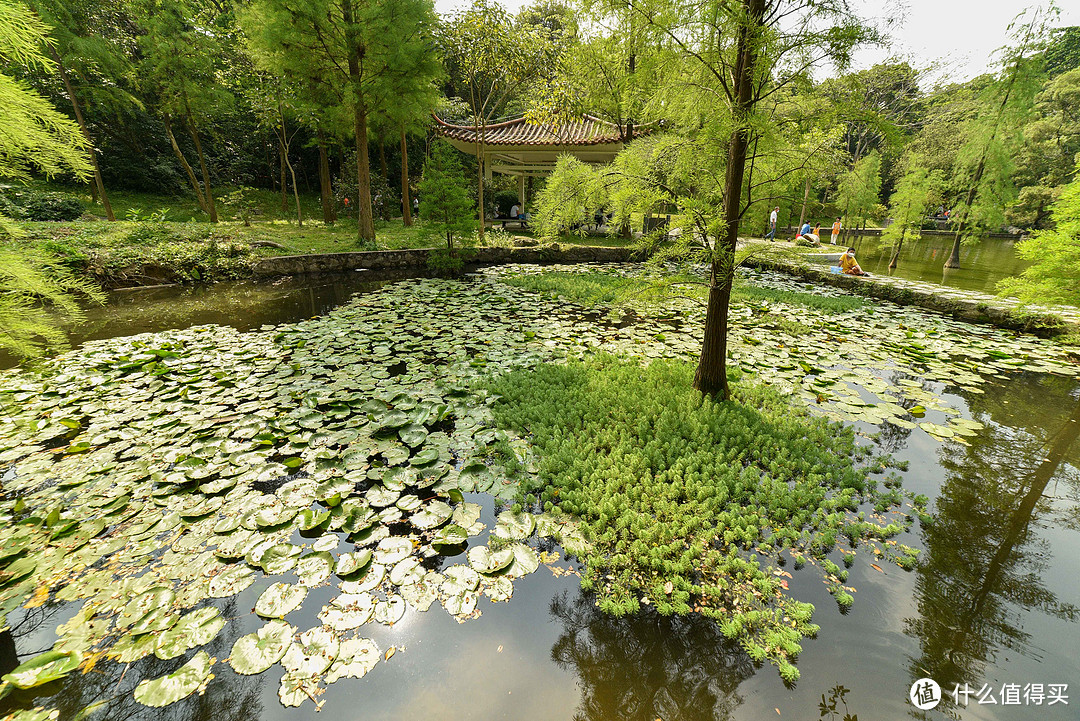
[163,114,207,212]
[317,128,336,223]
[400,127,412,226]
[797,176,810,229]
[345,1,375,245]
[186,115,218,223]
[889,227,906,269]
[279,139,288,213]
[53,52,114,221]
[694,0,765,399]
[277,97,302,227]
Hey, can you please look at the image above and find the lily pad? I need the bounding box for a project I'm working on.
[325,637,380,684]
[133,650,214,707]
[155,607,225,660]
[493,511,535,541]
[296,552,335,586]
[467,546,514,575]
[373,537,412,565]
[2,650,81,689]
[282,626,338,675]
[336,549,373,578]
[318,592,375,630]
[255,582,308,618]
[229,619,294,675]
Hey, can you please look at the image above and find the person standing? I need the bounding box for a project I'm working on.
[766,206,779,240]
[831,217,842,245]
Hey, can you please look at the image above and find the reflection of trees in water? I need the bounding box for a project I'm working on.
[550,588,755,721]
[906,376,1080,690]
[2,598,264,721]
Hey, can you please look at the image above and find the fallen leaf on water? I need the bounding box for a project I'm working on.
[385,647,396,661]
[870,564,884,573]
[775,708,781,715]
[497,645,503,653]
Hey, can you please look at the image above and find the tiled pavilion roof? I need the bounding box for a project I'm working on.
[433,114,650,146]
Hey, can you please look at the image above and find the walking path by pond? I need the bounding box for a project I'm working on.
[0,264,1077,720]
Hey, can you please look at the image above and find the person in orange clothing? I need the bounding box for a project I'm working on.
[839,247,869,276]
[831,217,842,245]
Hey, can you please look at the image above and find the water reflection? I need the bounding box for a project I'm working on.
[0,599,263,721]
[550,588,755,721]
[906,376,1080,696]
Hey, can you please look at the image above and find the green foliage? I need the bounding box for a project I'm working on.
[0,229,104,360]
[0,1,91,181]
[880,163,941,252]
[837,152,882,232]
[418,142,474,256]
[534,155,606,238]
[0,188,84,221]
[998,168,1080,305]
[484,356,914,678]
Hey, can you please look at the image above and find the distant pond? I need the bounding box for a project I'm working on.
[831,234,1030,294]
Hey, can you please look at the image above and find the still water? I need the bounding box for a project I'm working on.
[839,234,1030,295]
[2,271,1077,721]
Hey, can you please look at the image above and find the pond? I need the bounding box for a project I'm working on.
[0,265,1077,721]
[831,234,1029,295]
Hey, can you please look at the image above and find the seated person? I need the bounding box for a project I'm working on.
[593,208,605,228]
[798,221,812,238]
[839,247,869,276]
[509,203,528,227]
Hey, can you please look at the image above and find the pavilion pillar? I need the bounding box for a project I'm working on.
[518,175,526,211]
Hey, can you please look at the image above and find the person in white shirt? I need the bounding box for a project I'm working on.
[766,206,779,240]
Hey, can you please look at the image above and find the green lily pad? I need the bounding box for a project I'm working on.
[410,448,440,466]
[318,592,375,630]
[207,565,256,598]
[229,619,295,675]
[432,524,469,546]
[282,626,338,675]
[336,549,373,578]
[399,424,428,448]
[2,649,82,689]
[296,552,334,586]
[411,500,453,530]
[493,511,535,541]
[373,537,412,565]
[389,557,425,586]
[504,543,540,577]
[373,594,406,625]
[467,546,514,575]
[133,650,214,708]
[255,582,307,618]
[260,543,301,574]
[325,637,380,684]
[155,607,225,660]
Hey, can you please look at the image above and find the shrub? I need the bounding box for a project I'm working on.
[493,190,520,218]
[0,189,84,221]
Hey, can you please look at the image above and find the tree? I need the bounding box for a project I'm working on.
[880,161,940,269]
[25,0,134,222]
[443,0,550,241]
[0,1,102,360]
[997,167,1080,306]
[836,151,882,244]
[944,6,1054,269]
[137,0,232,223]
[418,141,474,259]
[242,0,440,246]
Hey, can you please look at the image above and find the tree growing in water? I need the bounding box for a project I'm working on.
[944,6,1054,269]
[880,160,940,269]
[531,0,881,399]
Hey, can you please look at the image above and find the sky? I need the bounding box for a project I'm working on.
[432,0,1079,83]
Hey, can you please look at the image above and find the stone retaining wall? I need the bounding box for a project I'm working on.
[251,245,645,277]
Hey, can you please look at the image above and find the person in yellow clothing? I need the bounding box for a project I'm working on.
[839,247,869,276]
[831,217,841,245]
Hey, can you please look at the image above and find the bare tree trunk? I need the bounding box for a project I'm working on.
[889,227,906,270]
[277,96,302,227]
[400,127,412,226]
[694,0,766,400]
[318,128,336,223]
[378,143,389,184]
[344,0,376,245]
[797,176,810,229]
[186,116,218,223]
[163,114,207,212]
[475,129,486,242]
[52,52,114,221]
[279,140,288,213]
